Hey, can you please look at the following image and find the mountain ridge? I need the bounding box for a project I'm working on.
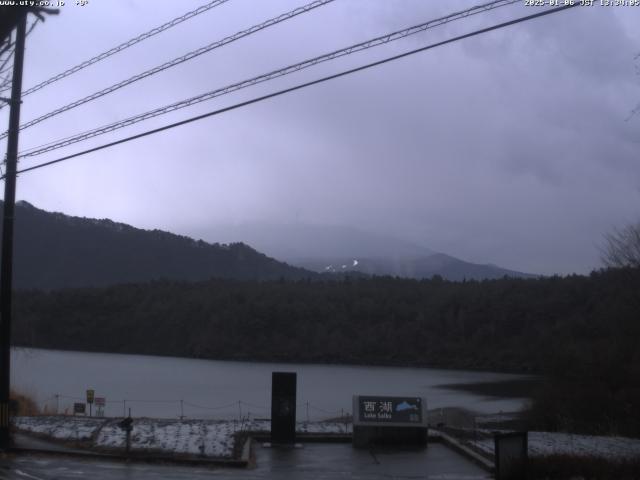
[195,221,435,260]
[1,201,534,288]
[2,200,315,289]
[197,221,535,280]
[294,253,536,281]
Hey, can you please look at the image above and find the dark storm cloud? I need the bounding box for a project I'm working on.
[1,0,639,275]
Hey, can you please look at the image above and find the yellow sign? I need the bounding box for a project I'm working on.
[86,389,95,404]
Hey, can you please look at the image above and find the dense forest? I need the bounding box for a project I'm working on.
[12,267,640,436]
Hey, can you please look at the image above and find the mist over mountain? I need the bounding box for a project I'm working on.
[296,254,535,281]
[195,222,434,260]
[196,222,534,280]
[2,201,314,290]
[2,201,533,289]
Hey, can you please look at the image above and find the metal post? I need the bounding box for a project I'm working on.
[0,14,27,450]
[126,408,132,454]
[125,429,131,454]
[180,399,184,420]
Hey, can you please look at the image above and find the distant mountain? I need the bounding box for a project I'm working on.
[1,201,314,290]
[196,222,434,260]
[197,222,535,281]
[295,254,535,281]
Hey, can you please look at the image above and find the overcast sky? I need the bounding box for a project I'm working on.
[1,0,639,275]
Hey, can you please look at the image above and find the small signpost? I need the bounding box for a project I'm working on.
[352,395,428,448]
[95,397,106,417]
[86,389,95,417]
[73,403,86,416]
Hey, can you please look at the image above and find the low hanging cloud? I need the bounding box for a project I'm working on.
[4,0,639,275]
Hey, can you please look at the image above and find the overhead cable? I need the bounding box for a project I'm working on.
[0,0,335,140]
[17,0,519,158]
[0,0,231,97]
[0,19,38,109]
[5,3,579,179]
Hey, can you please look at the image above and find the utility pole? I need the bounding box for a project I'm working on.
[0,14,26,450]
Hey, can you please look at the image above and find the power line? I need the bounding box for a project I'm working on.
[17,0,519,159]
[0,19,36,74]
[5,3,579,180]
[183,401,238,410]
[0,48,13,67]
[0,71,11,92]
[240,400,268,410]
[0,35,14,78]
[0,65,11,79]
[25,17,39,38]
[0,0,335,140]
[0,71,13,93]
[0,54,13,75]
[0,49,14,76]
[0,19,37,107]
[0,0,231,97]
[0,39,13,59]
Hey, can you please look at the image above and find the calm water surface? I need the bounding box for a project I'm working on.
[12,348,526,420]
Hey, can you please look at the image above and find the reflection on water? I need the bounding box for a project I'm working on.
[12,348,526,419]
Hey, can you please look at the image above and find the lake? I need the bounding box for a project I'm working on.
[12,348,528,420]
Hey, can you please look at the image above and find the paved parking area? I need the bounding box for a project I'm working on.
[0,443,491,479]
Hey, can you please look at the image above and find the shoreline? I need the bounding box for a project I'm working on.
[434,378,541,399]
[11,345,538,376]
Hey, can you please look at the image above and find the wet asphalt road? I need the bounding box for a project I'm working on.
[0,443,491,479]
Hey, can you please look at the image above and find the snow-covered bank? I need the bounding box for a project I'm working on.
[13,416,351,459]
[17,415,638,463]
[13,416,104,441]
[469,431,640,461]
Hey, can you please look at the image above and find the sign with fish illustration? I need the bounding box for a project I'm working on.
[356,396,422,424]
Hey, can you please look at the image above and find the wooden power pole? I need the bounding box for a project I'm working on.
[0,14,26,450]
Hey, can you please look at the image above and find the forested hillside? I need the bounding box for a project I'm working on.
[2,201,314,289]
[12,267,640,435]
[13,268,638,370]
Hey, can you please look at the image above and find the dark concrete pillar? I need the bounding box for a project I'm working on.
[271,372,297,445]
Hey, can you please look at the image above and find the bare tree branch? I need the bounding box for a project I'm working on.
[601,221,640,268]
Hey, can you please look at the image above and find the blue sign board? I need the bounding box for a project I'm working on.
[357,396,422,424]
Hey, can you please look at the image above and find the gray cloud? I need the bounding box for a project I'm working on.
[2,0,639,275]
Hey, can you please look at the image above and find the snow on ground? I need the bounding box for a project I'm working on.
[298,421,352,434]
[18,416,639,461]
[18,416,638,461]
[95,419,237,457]
[469,431,640,460]
[13,416,104,441]
[13,416,351,459]
[241,419,351,435]
[473,413,519,425]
